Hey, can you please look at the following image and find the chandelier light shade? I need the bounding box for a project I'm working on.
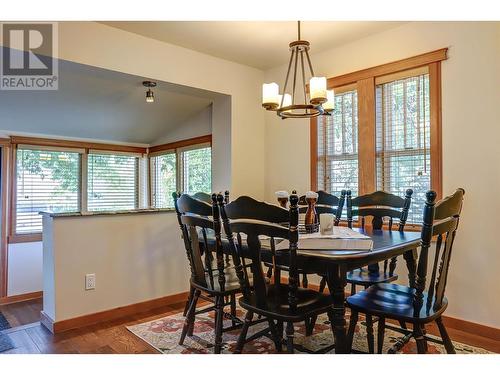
[142,80,157,103]
[262,21,334,119]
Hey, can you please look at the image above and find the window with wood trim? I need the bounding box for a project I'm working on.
[15,147,81,234]
[150,151,176,208]
[150,143,212,207]
[87,153,139,211]
[376,72,430,223]
[315,89,359,197]
[311,49,445,225]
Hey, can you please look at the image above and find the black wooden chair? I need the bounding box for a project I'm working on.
[219,193,336,353]
[173,192,241,353]
[345,189,413,352]
[346,188,465,353]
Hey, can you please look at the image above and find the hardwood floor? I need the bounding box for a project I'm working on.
[0,297,498,354]
[0,297,42,328]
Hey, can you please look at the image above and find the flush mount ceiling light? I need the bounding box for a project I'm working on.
[262,21,335,119]
[142,81,157,103]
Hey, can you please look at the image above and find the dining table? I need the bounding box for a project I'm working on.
[266,227,422,354]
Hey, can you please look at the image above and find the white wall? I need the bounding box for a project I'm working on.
[7,242,43,296]
[153,104,212,146]
[264,22,500,328]
[56,22,265,199]
[43,212,188,321]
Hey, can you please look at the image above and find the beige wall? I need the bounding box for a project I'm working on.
[57,22,265,199]
[43,212,188,321]
[264,22,500,328]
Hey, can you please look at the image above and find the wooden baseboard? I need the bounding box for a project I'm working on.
[442,315,500,342]
[41,291,189,334]
[0,291,42,305]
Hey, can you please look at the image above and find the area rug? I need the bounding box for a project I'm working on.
[0,312,14,353]
[127,309,491,354]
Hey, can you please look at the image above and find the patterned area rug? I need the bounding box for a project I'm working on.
[127,309,491,354]
[0,312,14,353]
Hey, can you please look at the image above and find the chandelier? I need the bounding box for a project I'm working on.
[262,21,334,119]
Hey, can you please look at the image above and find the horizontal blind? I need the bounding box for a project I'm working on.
[180,146,211,195]
[150,152,177,208]
[316,89,359,197]
[16,149,80,234]
[376,73,430,223]
[87,153,139,211]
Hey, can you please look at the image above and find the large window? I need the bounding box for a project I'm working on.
[87,153,139,211]
[315,89,358,197]
[15,148,81,234]
[376,73,430,222]
[312,49,445,225]
[150,143,212,208]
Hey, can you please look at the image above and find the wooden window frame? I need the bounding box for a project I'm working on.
[7,137,148,244]
[311,49,446,208]
[149,134,212,208]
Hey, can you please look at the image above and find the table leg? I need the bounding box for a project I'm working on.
[326,265,349,354]
[403,248,418,288]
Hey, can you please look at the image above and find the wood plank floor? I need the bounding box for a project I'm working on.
[0,298,498,354]
[0,298,43,328]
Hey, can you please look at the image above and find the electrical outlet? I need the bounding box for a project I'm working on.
[85,273,96,290]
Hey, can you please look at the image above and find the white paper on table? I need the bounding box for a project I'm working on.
[275,228,373,251]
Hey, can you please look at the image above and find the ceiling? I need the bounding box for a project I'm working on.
[101,21,406,70]
[0,56,214,144]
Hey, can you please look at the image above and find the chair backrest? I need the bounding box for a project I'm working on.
[219,194,300,309]
[191,191,230,204]
[298,190,346,225]
[347,189,413,231]
[173,192,227,291]
[415,189,465,312]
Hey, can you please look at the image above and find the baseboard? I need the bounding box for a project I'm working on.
[0,291,42,305]
[40,291,189,334]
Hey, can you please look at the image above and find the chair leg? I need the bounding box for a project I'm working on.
[398,320,407,329]
[234,311,253,354]
[302,273,308,288]
[183,286,194,316]
[285,321,295,354]
[179,289,200,345]
[268,319,283,352]
[413,324,428,354]
[187,291,201,337]
[230,293,237,326]
[306,316,317,336]
[350,283,356,297]
[347,310,358,352]
[377,317,385,354]
[366,314,375,354]
[214,296,224,354]
[266,266,273,279]
[277,320,284,342]
[318,277,327,293]
[436,317,456,354]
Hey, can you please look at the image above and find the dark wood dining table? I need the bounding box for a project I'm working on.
[268,227,422,354]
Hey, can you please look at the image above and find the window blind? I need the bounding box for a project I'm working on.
[87,153,139,211]
[376,73,430,223]
[15,148,80,234]
[150,152,177,208]
[180,145,212,195]
[316,89,359,197]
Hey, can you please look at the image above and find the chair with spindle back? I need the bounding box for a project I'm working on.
[346,189,413,352]
[191,191,230,205]
[174,193,241,353]
[346,188,465,353]
[219,193,336,353]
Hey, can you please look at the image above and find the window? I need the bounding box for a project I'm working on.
[150,143,212,208]
[15,148,80,234]
[376,73,430,222]
[180,145,212,196]
[150,152,176,208]
[87,153,139,211]
[315,89,358,197]
[311,49,445,225]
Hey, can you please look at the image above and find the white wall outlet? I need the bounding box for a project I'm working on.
[85,273,96,290]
